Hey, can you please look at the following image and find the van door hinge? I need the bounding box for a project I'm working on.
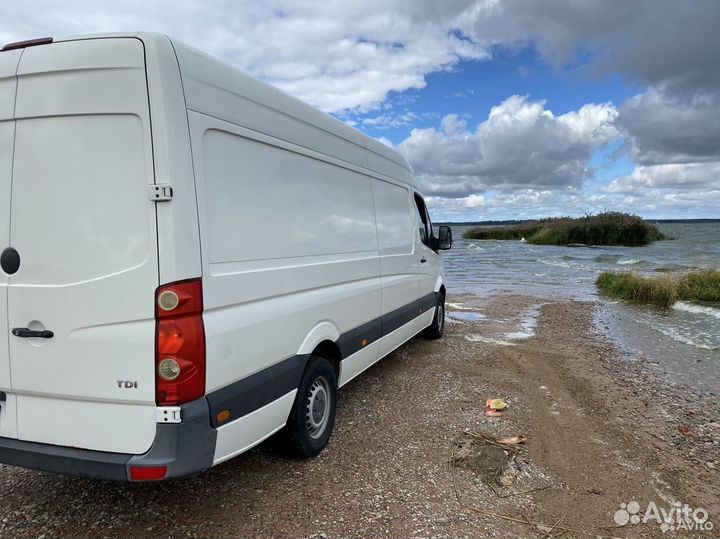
[157,406,182,423]
[149,184,173,201]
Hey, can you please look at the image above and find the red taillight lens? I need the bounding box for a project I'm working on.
[155,279,205,406]
[130,465,167,481]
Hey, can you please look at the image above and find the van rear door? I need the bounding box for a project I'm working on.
[6,38,159,454]
[0,49,22,440]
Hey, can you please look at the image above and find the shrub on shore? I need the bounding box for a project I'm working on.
[463,212,667,246]
[596,269,720,308]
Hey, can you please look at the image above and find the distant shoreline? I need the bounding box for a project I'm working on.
[437,218,720,226]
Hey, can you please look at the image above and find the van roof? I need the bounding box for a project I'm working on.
[45,32,416,186]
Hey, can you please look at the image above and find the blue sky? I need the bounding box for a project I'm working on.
[3,0,719,221]
[349,48,640,141]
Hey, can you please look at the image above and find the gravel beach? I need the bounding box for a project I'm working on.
[0,293,718,538]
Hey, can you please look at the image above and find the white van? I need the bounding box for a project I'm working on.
[0,33,452,481]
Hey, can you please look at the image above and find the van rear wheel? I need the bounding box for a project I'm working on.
[284,356,337,458]
[423,294,445,340]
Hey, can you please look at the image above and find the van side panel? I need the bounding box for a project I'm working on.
[6,39,158,454]
[371,177,419,355]
[203,130,377,263]
[185,107,382,463]
[188,113,381,394]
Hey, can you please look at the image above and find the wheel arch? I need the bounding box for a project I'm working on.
[297,321,342,380]
[310,340,342,380]
[298,321,340,355]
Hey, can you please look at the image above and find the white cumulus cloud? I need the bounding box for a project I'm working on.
[0,0,490,113]
[604,162,720,194]
[398,96,618,197]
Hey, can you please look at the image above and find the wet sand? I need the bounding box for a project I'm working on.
[0,294,718,538]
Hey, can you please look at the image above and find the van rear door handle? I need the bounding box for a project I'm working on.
[420,257,427,263]
[12,327,54,339]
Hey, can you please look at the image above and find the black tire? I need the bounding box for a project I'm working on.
[422,294,445,340]
[283,356,337,458]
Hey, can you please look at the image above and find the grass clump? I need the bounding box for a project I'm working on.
[463,221,540,241]
[677,269,720,302]
[596,272,678,309]
[597,269,720,308]
[463,212,667,247]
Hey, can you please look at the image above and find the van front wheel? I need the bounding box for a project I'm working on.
[423,294,445,340]
[284,356,337,458]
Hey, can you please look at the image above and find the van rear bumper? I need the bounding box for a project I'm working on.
[0,397,217,481]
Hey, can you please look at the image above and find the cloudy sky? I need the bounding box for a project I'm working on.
[3,0,719,221]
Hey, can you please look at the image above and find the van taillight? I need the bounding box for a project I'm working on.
[155,279,205,406]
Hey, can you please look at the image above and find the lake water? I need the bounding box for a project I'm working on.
[440,222,720,394]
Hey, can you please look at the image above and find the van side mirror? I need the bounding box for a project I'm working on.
[438,225,452,250]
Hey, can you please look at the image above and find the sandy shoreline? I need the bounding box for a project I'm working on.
[0,293,718,538]
[444,293,719,537]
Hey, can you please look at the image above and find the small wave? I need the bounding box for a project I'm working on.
[595,254,622,263]
[538,258,594,272]
[673,301,720,320]
[652,324,719,351]
[538,259,575,269]
[617,258,644,265]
